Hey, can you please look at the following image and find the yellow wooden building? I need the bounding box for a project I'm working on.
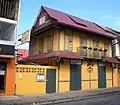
[18,6,120,95]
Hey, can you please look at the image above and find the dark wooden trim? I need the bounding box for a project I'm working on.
[59,80,70,82]
[106,79,112,80]
[82,79,98,81]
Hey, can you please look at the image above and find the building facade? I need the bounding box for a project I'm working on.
[0,0,20,96]
[17,49,29,61]
[19,6,120,94]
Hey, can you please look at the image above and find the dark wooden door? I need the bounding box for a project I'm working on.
[98,63,106,88]
[70,64,81,90]
[46,69,56,93]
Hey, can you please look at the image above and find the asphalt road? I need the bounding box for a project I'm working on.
[55,93,120,105]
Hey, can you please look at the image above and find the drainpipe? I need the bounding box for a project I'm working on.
[56,57,61,92]
[112,63,114,87]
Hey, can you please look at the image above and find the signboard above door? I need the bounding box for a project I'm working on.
[70,60,82,65]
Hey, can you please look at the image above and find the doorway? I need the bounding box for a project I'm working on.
[46,69,56,93]
[0,62,7,93]
[70,60,81,90]
[98,62,106,88]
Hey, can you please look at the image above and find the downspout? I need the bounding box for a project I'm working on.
[58,63,60,92]
[112,65,114,87]
[111,40,114,87]
[56,57,61,92]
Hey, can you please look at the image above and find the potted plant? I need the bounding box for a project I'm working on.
[104,49,107,52]
[82,46,87,49]
[93,47,98,51]
[88,46,92,50]
[98,48,102,51]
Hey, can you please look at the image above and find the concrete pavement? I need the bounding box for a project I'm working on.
[58,92,120,105]
[0,87,120,105]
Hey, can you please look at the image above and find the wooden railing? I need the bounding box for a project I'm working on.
[0,0,18,20]
[77,46,108,59]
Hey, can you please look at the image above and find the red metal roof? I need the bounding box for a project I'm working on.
[20,51,83,62]
[18,50,120,63]
[41,6,119,39]
[105,57,120,63]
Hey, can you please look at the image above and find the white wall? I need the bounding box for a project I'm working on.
[112,39,120,56]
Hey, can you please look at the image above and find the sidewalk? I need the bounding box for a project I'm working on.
[0,87,120,105]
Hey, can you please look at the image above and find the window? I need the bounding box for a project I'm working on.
[93,40,99,58]
[47,35,53,52]
[79,36,87,56]
[39,37,44,53]
[39,16,45,25]
[104,41,110,57]
[64,29,73,51]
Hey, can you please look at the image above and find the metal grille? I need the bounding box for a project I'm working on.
[0,0,16,20]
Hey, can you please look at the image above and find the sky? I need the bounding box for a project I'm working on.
[18,0,120,49]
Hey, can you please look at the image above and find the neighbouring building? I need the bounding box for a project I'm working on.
[17,49,29,61]
[112,32,120,85]
[0,0,20,95]
[18,6,120,95]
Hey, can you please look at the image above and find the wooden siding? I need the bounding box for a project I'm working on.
[30,27,112,58]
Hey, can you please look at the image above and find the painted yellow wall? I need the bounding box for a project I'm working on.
[59,60,70,92]
[16,65,58,95]
[113,68,118,87]
[81,61,98,90]
[59,30,64,50]
[16,61,119,95]
[53,29,58,51]
[106,63,112,88]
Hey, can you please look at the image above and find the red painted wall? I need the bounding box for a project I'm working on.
[17,49,29,61]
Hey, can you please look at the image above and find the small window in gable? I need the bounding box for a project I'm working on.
[39,16,46,25]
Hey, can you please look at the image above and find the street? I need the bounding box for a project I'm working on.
[56,93,120,105]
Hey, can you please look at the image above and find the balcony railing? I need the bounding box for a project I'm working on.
[0,0,18,20]
[77,46,108,59]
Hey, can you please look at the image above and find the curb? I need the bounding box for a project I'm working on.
[0,88,120,105]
